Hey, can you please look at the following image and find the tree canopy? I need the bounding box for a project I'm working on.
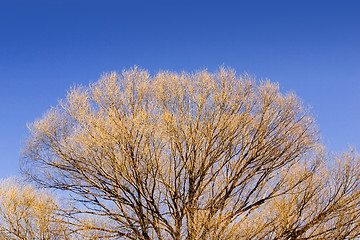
[19,67,360,239]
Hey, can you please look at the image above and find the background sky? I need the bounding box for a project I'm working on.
[0,0,359,179]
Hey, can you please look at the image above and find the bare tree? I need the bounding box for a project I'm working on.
[22,67,360,239]
[0,178,71,239]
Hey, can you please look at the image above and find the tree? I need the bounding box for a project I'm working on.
[22,67,360,239]
[0,178,71,239]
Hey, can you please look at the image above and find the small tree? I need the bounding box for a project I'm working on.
[22,67,360,239]
[0,178,71,239]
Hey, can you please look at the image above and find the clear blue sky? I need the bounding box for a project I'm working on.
[0,0,359,179]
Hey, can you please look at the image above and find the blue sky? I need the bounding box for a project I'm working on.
[0,0,359,178]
